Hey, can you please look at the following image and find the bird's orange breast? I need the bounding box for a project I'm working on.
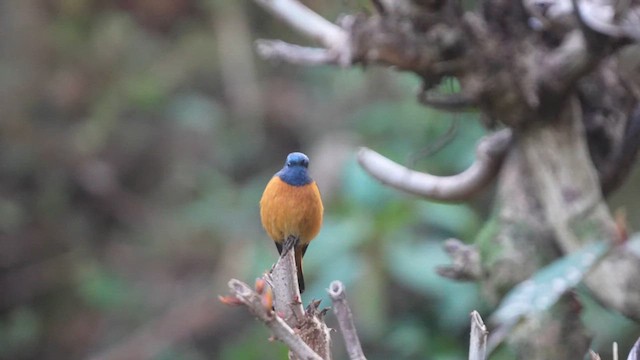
[259,176,323,245]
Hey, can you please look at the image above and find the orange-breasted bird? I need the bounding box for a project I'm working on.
[260,152,324,293]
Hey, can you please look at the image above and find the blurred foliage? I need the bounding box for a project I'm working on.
[0,1,639,359]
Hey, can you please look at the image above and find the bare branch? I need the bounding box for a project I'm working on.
[328,281,366,360]
[256,40,340,65]
[357,129,512,202]
[226,279,323,360]
[469,311,488,360]
[252,0,348,50]
[437,238,482,281]
[270,246,305,326]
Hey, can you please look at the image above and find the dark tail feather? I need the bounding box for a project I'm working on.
[295,246,305,293]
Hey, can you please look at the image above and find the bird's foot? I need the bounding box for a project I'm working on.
[281,235,299,257]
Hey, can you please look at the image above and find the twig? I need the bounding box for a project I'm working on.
[437,238,482,281]
[469,311,488,360]
[227,279,323,360]
[614,341,619,360]
[252,0,348,50]
[328,281,366,360]
[357,129,512,202]
[256,40,339,65]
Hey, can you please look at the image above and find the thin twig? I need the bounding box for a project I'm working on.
[252,0,348,49]
[469,311,488,360]
[227,279,323,360]
[357,129,512,202]
[328,281,366,360]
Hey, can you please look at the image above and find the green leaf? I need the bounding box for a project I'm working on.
[491,241,610,325]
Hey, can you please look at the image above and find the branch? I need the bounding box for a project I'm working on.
[469,311,488,360]
[256,40,340,65]
[357,129,512,202]
[252,0,348,51]
[270,243,305,326]
[226,279,323,360]
[222,241,330,359]
[328,281,366,360]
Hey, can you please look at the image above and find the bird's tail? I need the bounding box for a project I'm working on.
[295,246,305,293]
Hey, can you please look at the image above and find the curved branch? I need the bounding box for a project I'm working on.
[357,129,512,202]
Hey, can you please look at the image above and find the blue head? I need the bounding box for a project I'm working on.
[276,152,313,186]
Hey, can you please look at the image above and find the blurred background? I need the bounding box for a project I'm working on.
[1,1,639,359]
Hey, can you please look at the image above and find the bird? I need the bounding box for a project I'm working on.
[260,152,324,293]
